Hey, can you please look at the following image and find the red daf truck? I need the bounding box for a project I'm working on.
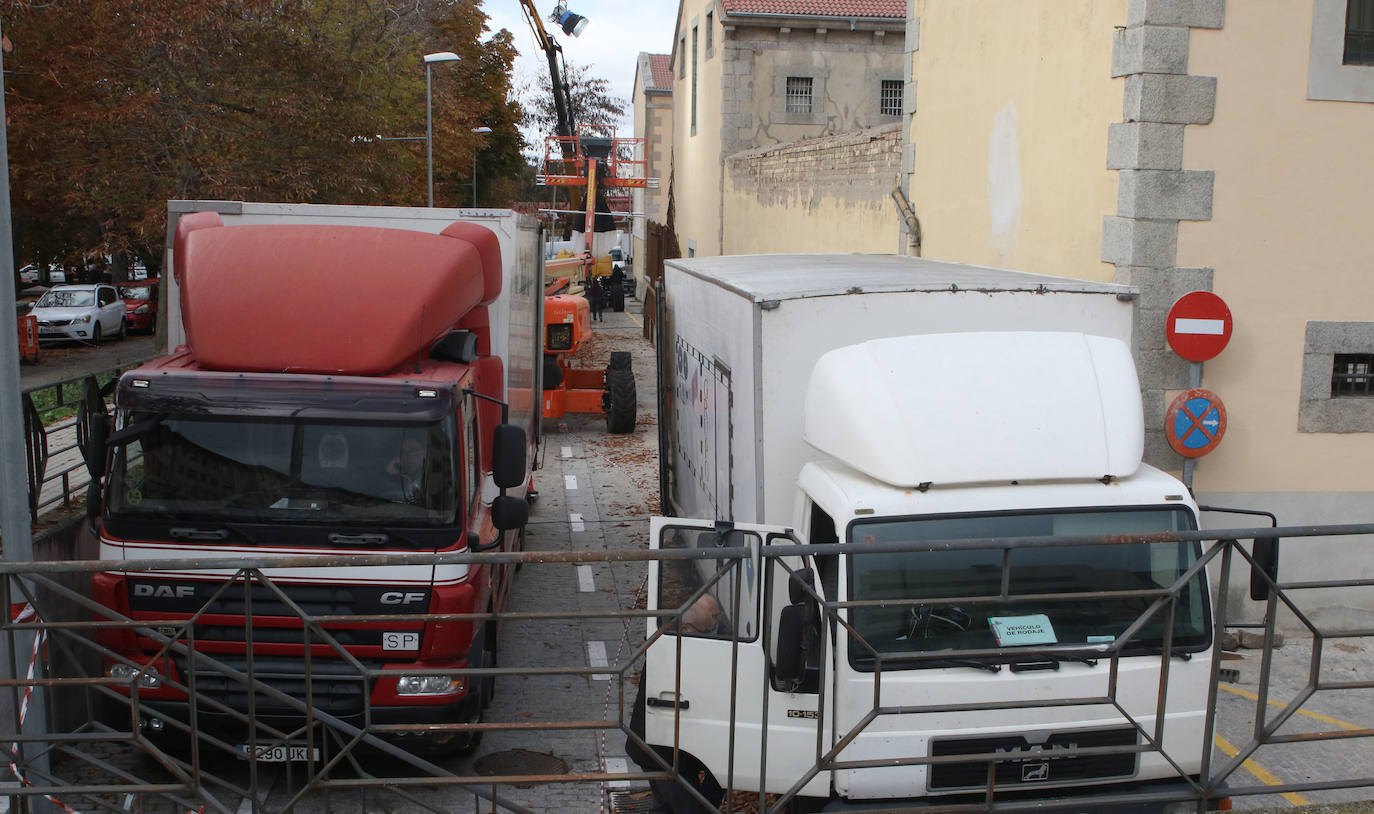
[86,202,542,759]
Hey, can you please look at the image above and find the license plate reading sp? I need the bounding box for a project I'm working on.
[238,743,319,762]
[383,631,420,651]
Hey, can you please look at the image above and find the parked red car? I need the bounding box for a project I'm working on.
[118,279,159,334]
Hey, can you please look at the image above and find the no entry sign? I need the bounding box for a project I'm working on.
[1165,388,1227,458]
[1167,291,1233,362]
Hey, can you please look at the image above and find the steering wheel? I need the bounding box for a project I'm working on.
[908,605,973,639]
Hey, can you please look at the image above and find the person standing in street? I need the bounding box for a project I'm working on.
[588,277,606,322]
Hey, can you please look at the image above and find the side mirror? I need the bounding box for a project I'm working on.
[76,376,110,481]
[1249,537,1280,601]
[774,604,807,691]
[491,494,528,531]
[491,424,526,489]
[789,568,816,605]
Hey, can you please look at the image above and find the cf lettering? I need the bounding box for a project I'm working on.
[380,591,427,605]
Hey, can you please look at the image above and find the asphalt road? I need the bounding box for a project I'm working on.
[19,331,163,392]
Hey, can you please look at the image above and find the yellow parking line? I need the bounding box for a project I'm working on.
[1219,683,1363,731]
[624,309,643,328]
[1213,734,1309,806]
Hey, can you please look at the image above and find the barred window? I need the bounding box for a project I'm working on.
[785,76,813,113]
[1346,0,1374,65]
[880,80,903,116]
[1332,354,1374,397]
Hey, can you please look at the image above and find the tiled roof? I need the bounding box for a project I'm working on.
[720,0,905,18]
[649,54,673,92]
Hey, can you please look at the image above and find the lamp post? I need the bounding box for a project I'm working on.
[424,51,460,207]
[470,126,492,207]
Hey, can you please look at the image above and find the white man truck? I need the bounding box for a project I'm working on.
[87,202,542,758]
[645,255,1226,811]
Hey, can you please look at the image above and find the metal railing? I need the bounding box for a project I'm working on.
[0,524,1372,813]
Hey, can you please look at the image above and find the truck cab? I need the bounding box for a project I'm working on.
[646,328,1219,810]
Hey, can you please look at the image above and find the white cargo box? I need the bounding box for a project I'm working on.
[659,254,1138,525]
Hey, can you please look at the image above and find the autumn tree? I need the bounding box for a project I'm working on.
[2,0,524,278]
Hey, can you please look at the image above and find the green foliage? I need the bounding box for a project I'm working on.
[2,0,526,269]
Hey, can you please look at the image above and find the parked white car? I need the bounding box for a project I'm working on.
[30,284,126,343]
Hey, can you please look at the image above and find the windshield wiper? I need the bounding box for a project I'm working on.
[1009,654,1099,672]
[878,655,1002,673]
[1129,645,1194,661]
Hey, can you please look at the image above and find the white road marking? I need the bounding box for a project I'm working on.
[561,445,573,458]
[588,641,610,680]
[1174,317,1226,335]
[577,565,596,593]
[570,513,585,532]
[565,474,578,490]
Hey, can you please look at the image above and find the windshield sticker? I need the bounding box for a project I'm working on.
[989,614,1057,646]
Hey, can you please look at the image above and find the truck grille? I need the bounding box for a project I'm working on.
[183,624,383,647]
[929,728,1137,790]
[174,654,375,717]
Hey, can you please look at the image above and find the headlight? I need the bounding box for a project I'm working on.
[107,663,161,689]
[75,314,92,323]
[133,305,149,314]
[395,674,464,696]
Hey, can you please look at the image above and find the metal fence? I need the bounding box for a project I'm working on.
[1,524,1372,814]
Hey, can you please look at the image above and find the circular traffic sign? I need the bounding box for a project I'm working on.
[1165,388,1227,458]
[1166,291,1233,362]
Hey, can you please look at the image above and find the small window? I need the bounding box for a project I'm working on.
[1346,0,1374,65]
[706,11,714,57]
[679,37,687,78]
[691,26,699,133]
[785,76,813,113]
[1332,354,1374,396]
[880,79,903,116]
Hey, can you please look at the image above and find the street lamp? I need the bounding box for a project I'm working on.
[471,127,492,207]
[424,51,460,207]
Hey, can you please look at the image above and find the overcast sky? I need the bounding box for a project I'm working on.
[481,1,680,139]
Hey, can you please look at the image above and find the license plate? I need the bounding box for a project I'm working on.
[237,743,320,762]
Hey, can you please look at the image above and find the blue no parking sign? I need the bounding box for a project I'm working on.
[1165,388,1227,458]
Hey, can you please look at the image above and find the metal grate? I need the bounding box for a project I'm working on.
[1332,353,1374,397]
[785,76,813,113]
[930,728,1138,790]
[1347,0,1374,64]
[881,79,903,116]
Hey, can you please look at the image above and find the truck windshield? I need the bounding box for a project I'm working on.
[105,412,459,527]
[846,507,1207,669]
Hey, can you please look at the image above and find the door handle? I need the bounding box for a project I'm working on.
[646,696,690,710]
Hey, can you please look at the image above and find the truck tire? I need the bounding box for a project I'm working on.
[603,352,636,434]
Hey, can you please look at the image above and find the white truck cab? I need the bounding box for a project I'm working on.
[646,257,1218,811]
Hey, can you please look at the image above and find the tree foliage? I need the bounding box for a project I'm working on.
[2,0,525,278]
[522,60,626,140]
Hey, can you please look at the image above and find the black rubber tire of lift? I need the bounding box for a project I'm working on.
[603,352,636,433]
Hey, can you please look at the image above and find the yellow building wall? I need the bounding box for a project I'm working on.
[908,0,1125,280]
[1181,0,1374,495]
[672,0,726,257]
[723,126,903,255]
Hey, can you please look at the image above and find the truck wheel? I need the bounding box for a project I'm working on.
[603,352,636,434]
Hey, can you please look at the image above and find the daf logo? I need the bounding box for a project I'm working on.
[380,591,427,605]
[133,584,195,599]
[1022,762,1050,782]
